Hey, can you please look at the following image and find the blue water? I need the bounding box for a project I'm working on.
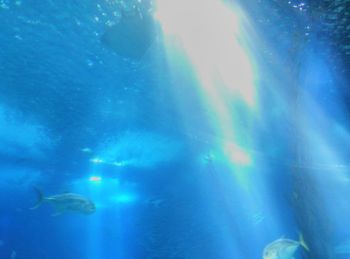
[1,0,350,258]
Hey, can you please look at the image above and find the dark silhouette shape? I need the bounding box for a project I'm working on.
[101,13,156,59]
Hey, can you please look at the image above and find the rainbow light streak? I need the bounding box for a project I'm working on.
[155,0,257,182]
[224,142,251,166]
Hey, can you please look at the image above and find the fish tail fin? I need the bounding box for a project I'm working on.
[30,187,45,210]
[299,233,310,252]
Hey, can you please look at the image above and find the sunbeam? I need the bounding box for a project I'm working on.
[154,0,258,187]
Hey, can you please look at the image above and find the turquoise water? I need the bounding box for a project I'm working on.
[0,0,350,258]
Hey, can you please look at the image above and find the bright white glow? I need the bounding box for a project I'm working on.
[90,158,104,164]
[155,0,256,107]
[89,176,102,183]
[155,0,239,35]
[155,0,256,180]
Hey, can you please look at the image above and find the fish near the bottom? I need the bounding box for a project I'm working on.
[31,188,96,216]
[263,234,309,259]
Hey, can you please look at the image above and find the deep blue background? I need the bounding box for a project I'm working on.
[0,0,350,258]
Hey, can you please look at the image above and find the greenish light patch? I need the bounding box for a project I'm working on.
[110,193,138,204]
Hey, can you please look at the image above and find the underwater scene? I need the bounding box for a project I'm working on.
[1,0,350,258]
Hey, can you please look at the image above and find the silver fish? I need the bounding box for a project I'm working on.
[263,235,309,259]
[31,188,96,216]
